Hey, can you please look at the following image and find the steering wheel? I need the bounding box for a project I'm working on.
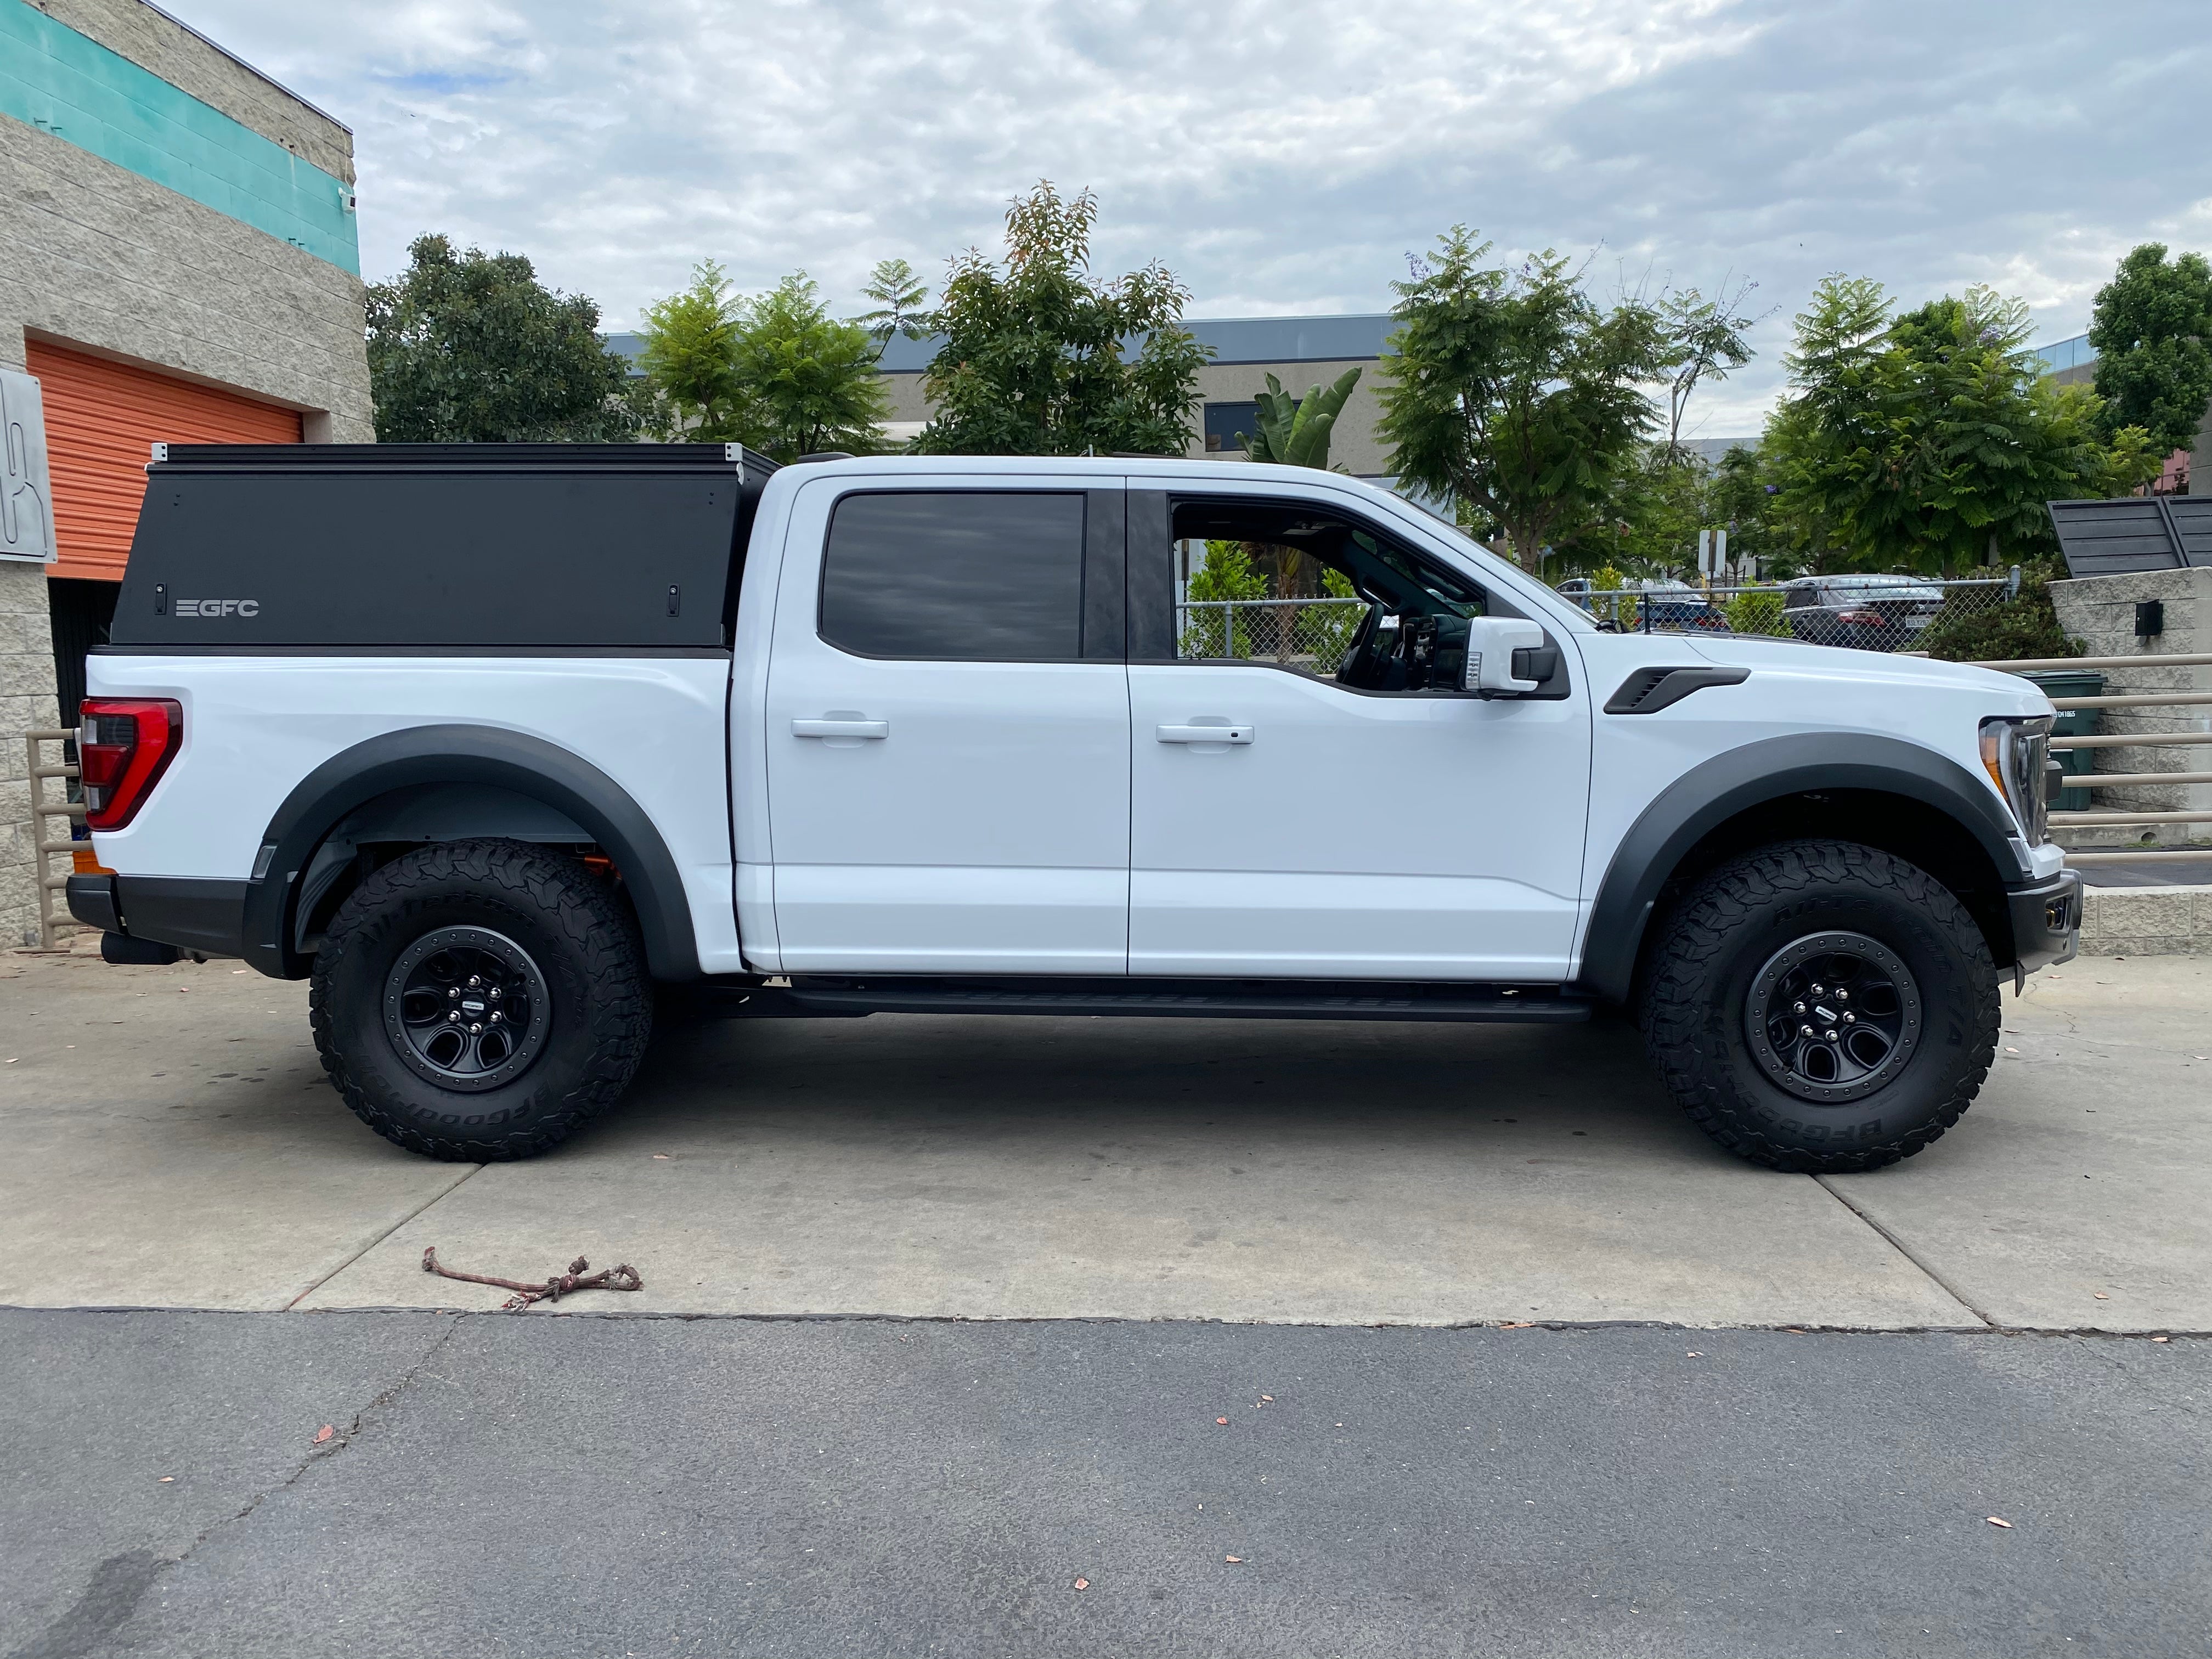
[1335,602,1393,690]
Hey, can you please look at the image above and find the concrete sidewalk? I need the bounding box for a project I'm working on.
[2,951,2206,1330]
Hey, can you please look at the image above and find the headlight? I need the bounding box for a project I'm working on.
[1979,715,2055,844]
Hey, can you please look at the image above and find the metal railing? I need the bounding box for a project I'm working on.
[1970,652,2212,867]
[25,728,84,950]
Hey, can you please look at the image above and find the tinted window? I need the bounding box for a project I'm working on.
[820,492,1087,659]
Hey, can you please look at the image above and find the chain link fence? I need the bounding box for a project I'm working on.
[1562,574,2018,653]
[1177,576,2023,669]
[1177,597,1370,672]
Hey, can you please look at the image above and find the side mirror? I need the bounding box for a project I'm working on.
[1463,617,1549,696]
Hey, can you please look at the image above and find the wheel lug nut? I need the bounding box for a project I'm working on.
[1810,984,1825,996]
[489,987,502,1000]
[447,1011,460,1023]
[1842,1013,1855,1024]
[449,987,460,1000]
[467,976,481,989]
[1825,1030,1839,1041]
[1793,1001,1805,1014]
[1835,989,1849,1001]
[1799,1024,1814,1037]
[469,1022,482,1034]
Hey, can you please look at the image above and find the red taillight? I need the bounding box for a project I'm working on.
[78,698,182,831]
[1835,608,1888,627]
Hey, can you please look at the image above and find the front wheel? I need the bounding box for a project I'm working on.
[1639,839,2000,1172]
[310,840,652,1160]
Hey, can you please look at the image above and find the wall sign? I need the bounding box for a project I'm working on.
[1,366,56,563]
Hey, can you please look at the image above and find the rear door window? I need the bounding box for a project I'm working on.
[820,491,1088,661]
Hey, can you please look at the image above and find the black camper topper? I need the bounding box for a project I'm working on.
[109,443,780,652]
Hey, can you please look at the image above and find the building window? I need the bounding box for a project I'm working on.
[1203,403,1259,453]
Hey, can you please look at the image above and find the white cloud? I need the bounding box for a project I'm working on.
[172,0,2208,431]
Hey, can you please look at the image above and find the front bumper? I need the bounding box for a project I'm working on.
[2007,867,2082,976]
[66,873,250,961]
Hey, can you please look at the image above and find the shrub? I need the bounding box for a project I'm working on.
[1918,560,2081,662]
[1725,589,1788,636]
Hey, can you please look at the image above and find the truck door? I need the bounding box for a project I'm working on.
[1124,487,1590,981]
[763,478,1130,973]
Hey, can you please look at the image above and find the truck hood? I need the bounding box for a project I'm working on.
[1682,635,2051,714]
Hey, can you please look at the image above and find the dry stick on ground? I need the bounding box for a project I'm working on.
[421,1245,643,1311]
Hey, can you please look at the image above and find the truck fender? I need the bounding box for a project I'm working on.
[243,725,701,981]
[1574,733,2030,1005]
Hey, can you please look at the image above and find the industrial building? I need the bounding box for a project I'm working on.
[1,0,372,944]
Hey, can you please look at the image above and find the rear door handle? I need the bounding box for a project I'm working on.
[1156,723,1255,744]
[792,718,888,739]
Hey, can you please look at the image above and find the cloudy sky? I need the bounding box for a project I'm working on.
[177,0,2207,435]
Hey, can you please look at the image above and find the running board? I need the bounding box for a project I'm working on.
[709,978,1594,1024]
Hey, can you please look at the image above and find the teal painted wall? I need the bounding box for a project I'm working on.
[0,0,358,274]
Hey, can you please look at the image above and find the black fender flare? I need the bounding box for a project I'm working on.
[242,725,702,981]
[1575,733,2030,1004]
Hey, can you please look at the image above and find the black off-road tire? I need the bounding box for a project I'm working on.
[1639,839,2000,1173]
[310,840,652,1160]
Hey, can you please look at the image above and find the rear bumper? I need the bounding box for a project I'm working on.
[2007,867,2082,975]
[66,874,250,961]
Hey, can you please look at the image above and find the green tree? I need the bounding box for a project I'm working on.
[635,261,752,442]
[1656,280,1760,463]
[2089,243,2212,456]
[1238,367,1363,469]
[733,274,892,461]
[913,182,1212,457]
[366,234,639,441]
[635,268,891,459]
[1378,228,1667,568]
[1758,276,2163,575]
[857,258,933,354]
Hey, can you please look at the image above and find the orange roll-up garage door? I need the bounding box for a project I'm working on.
[27,340,303,582]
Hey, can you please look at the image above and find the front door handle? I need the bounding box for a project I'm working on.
[1156,723,1255,744]
[793,718,888,740]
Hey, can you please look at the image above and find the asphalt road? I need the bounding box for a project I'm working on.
[4,1310,2204,1659]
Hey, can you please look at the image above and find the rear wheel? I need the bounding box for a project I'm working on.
[310,840,652,1160]
[1639,839,1999,1172]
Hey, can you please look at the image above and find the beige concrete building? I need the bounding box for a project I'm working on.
[2,0,374,945]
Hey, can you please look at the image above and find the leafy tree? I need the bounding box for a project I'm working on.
[1757,276,2163,575]
[635,268,890,460]
[857,258,933,354]
[635,261,752,442]
[2089,243,2212,456]
[913,182,1212,457]
[1238,367,1363,469]
[1378,228,1667,568]
[366,234,639,441]
[732,274,892,461]
[1655,280,1760,463]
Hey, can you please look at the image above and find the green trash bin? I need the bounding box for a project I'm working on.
[2015,669,2104,811]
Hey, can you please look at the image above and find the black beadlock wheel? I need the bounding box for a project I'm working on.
[1639,839,2000,1173]
[310,840,652,1161]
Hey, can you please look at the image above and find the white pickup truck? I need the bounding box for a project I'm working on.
[69,443,2079,1173]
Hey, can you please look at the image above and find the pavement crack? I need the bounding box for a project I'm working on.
[20,1314,470,1655]
[1813,1175,1999,1328]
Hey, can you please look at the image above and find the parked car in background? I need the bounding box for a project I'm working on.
[1782,575,1945,651]
[1555,578,1731,634]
